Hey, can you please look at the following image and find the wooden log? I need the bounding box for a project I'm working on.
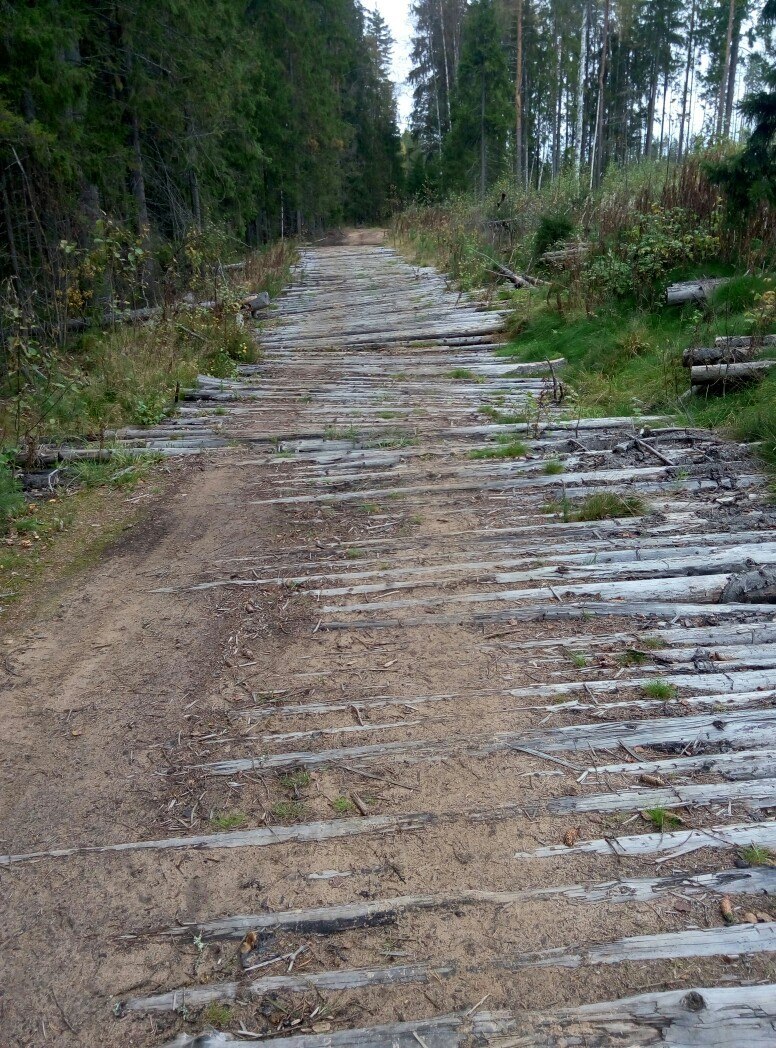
[156,984,776,1047]
[716,334,776,348]
[516,819,776,860]
[666,279,728,305]
[682,345,758,366]
[690,361,775,386]
[477,984,776,1047]
[157,868,776,943]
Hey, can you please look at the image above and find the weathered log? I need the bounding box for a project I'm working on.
[666,279,728,305]
[691,361,775,387]
[489,261,546,289]
[716,334,776,348]
[682,345,758,366]
[541,243,590,267]
[722,567,776,604]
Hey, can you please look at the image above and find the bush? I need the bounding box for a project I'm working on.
[534,213,575,259]
[0,454,24,532]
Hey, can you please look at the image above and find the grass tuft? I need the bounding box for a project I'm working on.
[642,679,678,700]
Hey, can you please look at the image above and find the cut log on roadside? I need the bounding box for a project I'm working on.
[490,262,546,289]
[541,243,590,267]
[716,334,776,349]
[682,345,760,367]
[691,360,775,389]
[666,279,728,305]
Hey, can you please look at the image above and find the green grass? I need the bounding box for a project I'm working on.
[65,450,161,490]
[469,439,528,460]
[739,845,775,866]
[478,405,529,424]
[201,1003,232,1028]
[642,680,678,700]
[643,806,683,832]
[620,648,649,666]
[271,800,305,822]
[345,547,365,560]
[279,770,311,791]
[496,272,776,471]
[332,796,354,813]
[570,652,587,668]
[543,459,565,475]
[448,368,483,382]
[543,492,645,523]
[209,812,247,831]
[574,493,646,521]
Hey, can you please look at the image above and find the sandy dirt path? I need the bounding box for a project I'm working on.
[2,240,776,1046]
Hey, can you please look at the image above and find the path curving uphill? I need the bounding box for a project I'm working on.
[3,240,776,1046]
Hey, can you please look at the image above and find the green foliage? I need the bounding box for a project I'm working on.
[739,845,775,866]
[642,680,678,700]
[469,440,528,460]
[209,812,248,831]
[574,493,646,521]
[271,800,305,822]
[0,454,24,531]
[201,1003,232,1028]
[644,807,682,832]
[332,796,354,813]
[534,214,575,260]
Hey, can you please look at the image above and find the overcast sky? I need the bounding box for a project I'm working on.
[361,0,414,126]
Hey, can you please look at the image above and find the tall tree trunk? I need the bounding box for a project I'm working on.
[644,56,658,157]
[724,16,741,137]
[515,0,523,183]
[1,178,20,280]
[438,0,452,130]
[659,67,669,158]
[129,110,150,236]
[553,32,563,177]
[590,0,610,190]
[678,0,696,161]
[480,72,487,198]
[716,0,736,140]
[574,1,588,181]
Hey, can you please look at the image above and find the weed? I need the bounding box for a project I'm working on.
[345,548,365,560]
[643,807,683,832]
[279,770,311,791]
[620,648,648,666]
[570,652,587,668]
[642,680,678,700]
[641,636,667,649]
[574,493,646,521]
[739,845,775,866]
[408,514,422,525]
[209,812,247,831]
[65,450,161,491]
[543,459,565,475]
[360,502,379,513]
[469,440,528,460]
[332,796,354,813]
[0,455,24,531]
[201,1002,232,1028]
[448,368,481,381]
[271,800,305,821]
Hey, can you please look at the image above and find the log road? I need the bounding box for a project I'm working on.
[3,241,776,1046]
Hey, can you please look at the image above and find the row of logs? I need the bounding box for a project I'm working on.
[683,335,776,392]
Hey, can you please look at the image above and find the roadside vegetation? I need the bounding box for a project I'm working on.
[394,152,776,470]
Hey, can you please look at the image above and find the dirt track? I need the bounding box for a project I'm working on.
[2,238,776,1046]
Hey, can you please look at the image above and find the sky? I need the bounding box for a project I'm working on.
[361,0,415,126]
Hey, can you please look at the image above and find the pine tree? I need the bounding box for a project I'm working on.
[442,0,512,195]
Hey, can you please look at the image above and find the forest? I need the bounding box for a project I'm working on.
[407,0,776,196]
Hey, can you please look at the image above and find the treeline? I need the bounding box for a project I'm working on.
[0,0,403,294]
[407,0,776,196]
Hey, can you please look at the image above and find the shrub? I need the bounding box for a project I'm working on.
[0,454,24,532]
[534,213,575,259]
